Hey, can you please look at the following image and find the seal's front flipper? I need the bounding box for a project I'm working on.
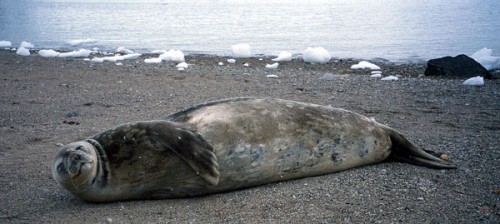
[143,121,220,185]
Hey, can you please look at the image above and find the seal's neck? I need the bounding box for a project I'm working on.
[85,139,110,186]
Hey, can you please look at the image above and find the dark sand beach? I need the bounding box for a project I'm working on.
[0,50,498,223]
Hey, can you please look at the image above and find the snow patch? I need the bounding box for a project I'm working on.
[227,58,236,64]
[266,74,279,78]
[370,73,382,78]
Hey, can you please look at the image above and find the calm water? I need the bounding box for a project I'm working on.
[1,0,499,61]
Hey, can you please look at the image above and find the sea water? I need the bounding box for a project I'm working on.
[1,0,499,61]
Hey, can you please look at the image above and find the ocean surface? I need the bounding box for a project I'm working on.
[1,0,499,61]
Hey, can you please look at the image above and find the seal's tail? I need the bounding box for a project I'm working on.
[383,126,457,169]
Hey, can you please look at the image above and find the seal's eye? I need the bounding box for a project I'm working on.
[56,162,66,174]
[75,145,87,153]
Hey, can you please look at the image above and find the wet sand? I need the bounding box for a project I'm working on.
[0,50,498,223]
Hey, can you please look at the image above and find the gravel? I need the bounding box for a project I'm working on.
[0,50,498,223]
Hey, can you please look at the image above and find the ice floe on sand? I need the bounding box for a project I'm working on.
[351,61,381,70]
[463,76,484,86]
[92,53,141,63]
[39,49,92,58]
[303,47,331,64]
[144,49,185,64]
[470,48,500,70]
[15,41,34,56]
[381,75,399,81]
[176,62,189,71]
[265,62,279,69]
[272,51,292,62]
[16,47,30,56]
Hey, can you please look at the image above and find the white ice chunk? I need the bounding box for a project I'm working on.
[470,48,500,70]
[176,62,189,69]
[272,51,292,62]
[39,49,60,57]
[231,44,251,58]
[159,49,185,62]
[116,47,134,54]
[218,62,224,66]
[16,47,30,56]
[463,76,484,86]
[58,49,92,58]
[266,74,279,78]
[351,61,381,70]
[371,70,382,74]
[39,49,92,58]
[0,40,12,48]
[303,47,331,64]
[144,57,162,64]
[381,75,398,81]
[20,41,34,49]
[370,73,382,78]
[66,38,96,46]
[265,62,279,69]
[119,53,141,60]
[227,58,236,64]
[91,53,141,62]
[244,63,249,67]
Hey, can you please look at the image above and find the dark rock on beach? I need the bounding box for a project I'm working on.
[425,54,492,79]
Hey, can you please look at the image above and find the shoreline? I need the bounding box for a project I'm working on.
[0,49,498,223]
[3,47,430,64]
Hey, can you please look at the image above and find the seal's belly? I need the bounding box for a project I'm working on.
[185,99,392,192]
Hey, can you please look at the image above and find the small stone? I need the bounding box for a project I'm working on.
[440,154,449,161]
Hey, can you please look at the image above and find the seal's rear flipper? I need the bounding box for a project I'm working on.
[383,126,457,169]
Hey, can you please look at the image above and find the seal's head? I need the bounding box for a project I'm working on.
[52,141,98,192]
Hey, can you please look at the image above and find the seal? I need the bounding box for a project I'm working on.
[52,98,456,202]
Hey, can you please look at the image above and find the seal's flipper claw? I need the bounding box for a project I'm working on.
[149,121,220,185]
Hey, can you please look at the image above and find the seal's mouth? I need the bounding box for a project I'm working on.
[65,150,96,187]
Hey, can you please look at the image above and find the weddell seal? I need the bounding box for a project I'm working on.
[52,98,456,202]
